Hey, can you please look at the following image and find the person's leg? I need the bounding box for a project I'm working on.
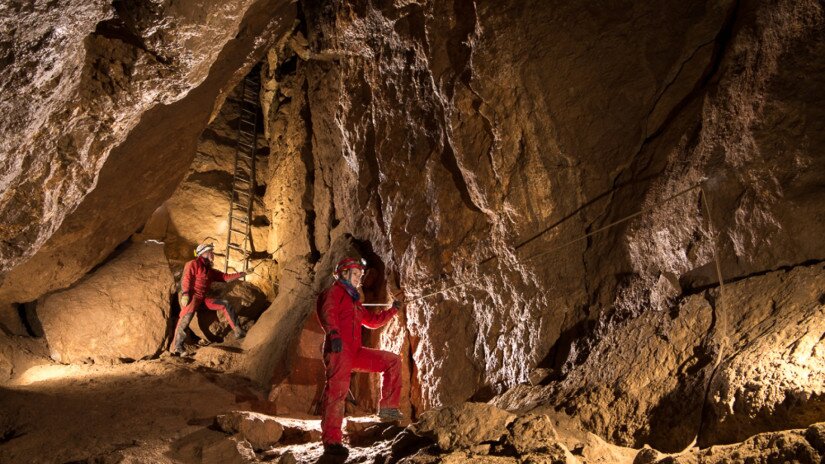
[171,297,200,353]
[203,298,244,336]
[351,347,402,409]
[321,348,354,446]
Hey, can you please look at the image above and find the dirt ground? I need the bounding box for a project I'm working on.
[0,355,403,464]
[0,356,271,463]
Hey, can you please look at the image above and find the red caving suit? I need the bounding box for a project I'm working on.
[172,256,244,352]
[316,280,401,445]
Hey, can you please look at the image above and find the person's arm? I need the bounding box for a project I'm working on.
[181,262,195,297]
[208,269,245,282]
[318,286,345,352]
[361,303,399,329]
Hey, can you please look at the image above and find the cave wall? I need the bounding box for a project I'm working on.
[253,0,825,427]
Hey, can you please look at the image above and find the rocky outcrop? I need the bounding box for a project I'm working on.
[0,0,296,305]
[492,264,825,451]
[36,242,174,364]
[412,403,516,451]
[657,423,825,464]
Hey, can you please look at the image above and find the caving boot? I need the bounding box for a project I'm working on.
[377,407,404,422]
[323,443,349,457]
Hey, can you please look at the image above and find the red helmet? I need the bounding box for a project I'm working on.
[335,257,366,276]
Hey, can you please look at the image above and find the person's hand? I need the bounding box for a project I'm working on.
[180,294,190,308]
[329,331,342,353]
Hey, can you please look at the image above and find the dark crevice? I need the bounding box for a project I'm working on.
[681,258,825,297]
[299,78,320,264]
[439,142,483,214]
[94,1,172,66]
[14,302,36,337]
[184,170,234,192]
[87,237,134,275]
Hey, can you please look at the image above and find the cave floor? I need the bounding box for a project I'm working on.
[0,357,262,463]
[0,357,402,464]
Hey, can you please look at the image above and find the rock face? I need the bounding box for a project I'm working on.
[0,0,296,305]
[36,243,174,364]
[245,0,825,441]
[493,264,825,451]
[266,311,326,415]
[245,0,825,415]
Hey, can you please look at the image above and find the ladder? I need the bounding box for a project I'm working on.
[224,71,260,274]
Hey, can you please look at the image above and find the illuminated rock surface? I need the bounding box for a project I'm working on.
[37,242,174,364]
[0,0,823,463]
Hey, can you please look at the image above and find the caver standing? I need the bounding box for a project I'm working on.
[316,257,404,456]
[171,243,247,355]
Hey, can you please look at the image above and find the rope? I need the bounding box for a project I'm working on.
[406,182,705,303]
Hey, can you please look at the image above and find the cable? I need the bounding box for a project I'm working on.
[406,182,704,303]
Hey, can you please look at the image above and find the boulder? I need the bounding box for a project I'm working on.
[521,263,825,451]
[277,417,322,445]
[36,242,174,364]
[216,410,284,451]
[507,414,560,454]
[805,423,825,454]
[411,403,516,451]
[201,436,257,464]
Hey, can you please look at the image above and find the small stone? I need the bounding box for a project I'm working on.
[201,436,257,464]
[278,451,298,464]
[216,411,284,451]
[634,445,664,464]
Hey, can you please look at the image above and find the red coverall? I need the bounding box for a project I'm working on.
[172,256,244,352]
[316,280,401,445]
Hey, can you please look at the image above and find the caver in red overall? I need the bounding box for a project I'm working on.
[316,280,401,445]
[172,255,244,353]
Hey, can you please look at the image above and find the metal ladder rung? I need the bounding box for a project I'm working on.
[227,244,248,252]
[225,71,260,273]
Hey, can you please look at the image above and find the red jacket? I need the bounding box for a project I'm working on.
[181,256,243,299]
[316,280,397,349]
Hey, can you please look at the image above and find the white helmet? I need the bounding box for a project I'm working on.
[195,243,214,257]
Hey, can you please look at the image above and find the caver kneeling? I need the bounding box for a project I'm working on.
[171,243,247,355]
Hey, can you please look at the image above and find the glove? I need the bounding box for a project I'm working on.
[180,294,190,308]
[328,331,343,353]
